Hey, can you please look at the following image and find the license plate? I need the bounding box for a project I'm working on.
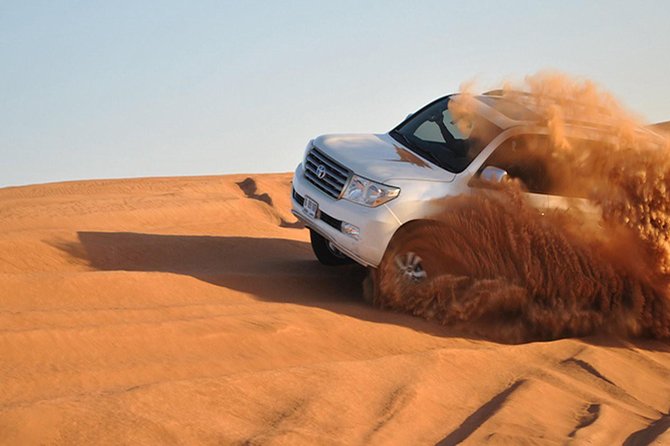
[303,195,319,219]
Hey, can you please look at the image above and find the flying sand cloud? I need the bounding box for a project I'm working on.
[369,73,670,342]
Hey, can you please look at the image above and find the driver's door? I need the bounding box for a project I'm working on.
[470,134,551,209]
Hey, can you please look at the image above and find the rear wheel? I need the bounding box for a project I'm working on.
[310,229,353,266]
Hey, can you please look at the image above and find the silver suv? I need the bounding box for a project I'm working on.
[291,92,602,273]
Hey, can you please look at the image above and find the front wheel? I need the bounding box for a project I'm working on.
[367,221,448,307]
[310,229,353,266]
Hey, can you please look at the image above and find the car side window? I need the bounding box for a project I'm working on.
[482,135,553,194]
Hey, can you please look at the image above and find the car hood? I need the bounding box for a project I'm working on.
[312,133,456,183]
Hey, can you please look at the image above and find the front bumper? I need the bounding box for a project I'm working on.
[291,163,399,267]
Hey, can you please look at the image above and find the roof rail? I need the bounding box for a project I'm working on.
[483,89,535,99]
[481,89,615,119]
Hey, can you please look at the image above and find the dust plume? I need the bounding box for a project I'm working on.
[369,73,670,343]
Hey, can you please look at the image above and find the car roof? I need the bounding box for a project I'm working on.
[477,90,635,131]
[397,92,664,142]
[476,91,666,145]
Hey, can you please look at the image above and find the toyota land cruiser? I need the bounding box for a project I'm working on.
[290,91,619,280]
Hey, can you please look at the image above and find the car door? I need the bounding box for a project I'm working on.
[471,133,601,218]
[470,133,551,209]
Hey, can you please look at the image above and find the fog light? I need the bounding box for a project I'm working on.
[341,222,360,239]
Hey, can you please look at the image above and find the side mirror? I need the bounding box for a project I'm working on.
[480,166,509,184]
[405,113,414,121]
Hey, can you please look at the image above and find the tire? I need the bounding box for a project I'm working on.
[368,221,449,307]
[310,229,353,266]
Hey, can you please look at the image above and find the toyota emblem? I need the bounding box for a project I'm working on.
[316,164,327,179]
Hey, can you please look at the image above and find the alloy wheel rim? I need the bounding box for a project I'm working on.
[395,252,427,282]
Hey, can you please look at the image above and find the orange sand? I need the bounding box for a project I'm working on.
[1,173,669,444]
[652,121,670,134]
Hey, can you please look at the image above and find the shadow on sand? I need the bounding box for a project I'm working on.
[56,231,455,337]
[56,231,670,350]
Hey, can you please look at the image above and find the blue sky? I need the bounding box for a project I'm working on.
[1,0,669,187]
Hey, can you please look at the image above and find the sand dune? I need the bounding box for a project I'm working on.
[652,121,670,134]
[2,173,670,445]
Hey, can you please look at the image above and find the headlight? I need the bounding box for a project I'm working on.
[343,175,400,207]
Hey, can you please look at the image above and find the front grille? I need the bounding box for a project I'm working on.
[292,189,342,231]
[319,210,342,230]
[292,188,305,206]
[304,148,351,199]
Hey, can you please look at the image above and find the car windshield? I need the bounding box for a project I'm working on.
[391,96,501,173]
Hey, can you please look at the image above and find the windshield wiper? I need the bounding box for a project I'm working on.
[415,147,443,167]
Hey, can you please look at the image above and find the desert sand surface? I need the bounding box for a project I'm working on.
[652,121,670,134]
[1,173,670,445]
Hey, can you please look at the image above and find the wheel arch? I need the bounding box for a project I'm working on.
[379,218,444,263]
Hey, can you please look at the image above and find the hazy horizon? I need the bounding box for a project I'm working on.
[2,1,669,187]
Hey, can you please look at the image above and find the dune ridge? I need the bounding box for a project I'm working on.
[652,121,670,134]
[1,173,670,444]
